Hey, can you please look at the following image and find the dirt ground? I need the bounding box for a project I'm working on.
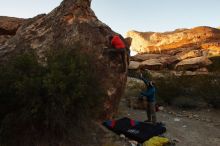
[117,98,220,146]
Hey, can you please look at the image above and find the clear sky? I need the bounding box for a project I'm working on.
[1,0,220,36]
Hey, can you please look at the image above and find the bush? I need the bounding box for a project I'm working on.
[0,48,104,146]
[154,74,220,108]
[208,56,220,72]
[126,68,220,109]
[171,96,205,109]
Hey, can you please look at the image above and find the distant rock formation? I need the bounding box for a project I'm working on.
[0,0,128,120]
[127,26,220,73]
[129,52,212,73]
[175,56,212,71]
[127,26,220,55]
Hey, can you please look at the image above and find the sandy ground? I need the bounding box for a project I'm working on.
[117,98,220,146]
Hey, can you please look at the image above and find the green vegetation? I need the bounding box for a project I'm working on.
[208,56,220,72]
[155,74,220,108]
[127,69,220,109]
[0,48,104,146]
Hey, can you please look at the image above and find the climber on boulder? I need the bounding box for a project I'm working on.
[107,34,127,72]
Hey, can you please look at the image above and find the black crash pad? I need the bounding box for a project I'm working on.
[103,117,166,143]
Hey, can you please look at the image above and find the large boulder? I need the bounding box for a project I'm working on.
[0,16,25,35]
[0,16,25,45]
[172,68,209,76]
[0,0,128,120]
[131,53,170,61]
[127,26,220,54]
[175,49,202,60]
[141,59,164,70]
[129,54,178,70]
[175,56,212,71]
[128,61,141,69]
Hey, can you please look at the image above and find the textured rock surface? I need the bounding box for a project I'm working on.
[131,53,170,61]
[128,61,141,69]
[201,42,220,56]
[0,35,12,45]
[141,59,164,70]
[127,26,220,54]
[0,0,128,120]
[175,56,212,71]
[0,16,25,35]
[0,16,25,45]
[175,49,202,60]
[128,26,220,72]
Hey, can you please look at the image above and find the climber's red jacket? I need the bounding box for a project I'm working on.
[111,35,126,49]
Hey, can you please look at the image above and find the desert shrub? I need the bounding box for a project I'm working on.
[154,74,220,108]
[0,48,104,146]
[194,74,220,108]
[208,56,220,72]
[154,75,183,104]
[127,66,220,109]
[171,96,204,109]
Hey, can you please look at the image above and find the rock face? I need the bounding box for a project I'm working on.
[128,61,141,69]
[127,26,220,73]
[129,51,212,72]
[175,49,202,60]
[0,0,128,120]
[0,16,25,45]
[0,16,24,35]
[175,56,212,71]
[201,42,220,56]
[141,59,163,70]
[127,26,220,54]
[130,54,169,61]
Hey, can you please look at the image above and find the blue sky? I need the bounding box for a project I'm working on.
[1,0,220,35]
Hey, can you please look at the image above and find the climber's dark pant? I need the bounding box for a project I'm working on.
[107,48,126,72]
[147,102,157,124]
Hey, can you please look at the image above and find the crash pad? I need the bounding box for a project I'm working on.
[103,117,166,143]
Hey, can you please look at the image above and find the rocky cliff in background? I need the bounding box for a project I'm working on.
[127,26,220,74]
[127,26,220,54]
[0,0,128,120]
